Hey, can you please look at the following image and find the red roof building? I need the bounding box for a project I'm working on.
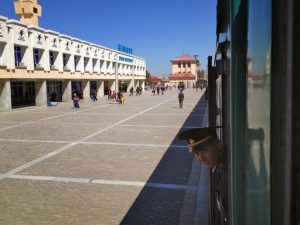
[169,54,199,88]
[169,73,196,80]
[171,54,197,63]
[150,76,162,82]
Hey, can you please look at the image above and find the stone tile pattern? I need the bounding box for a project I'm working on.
[0,90,208,225]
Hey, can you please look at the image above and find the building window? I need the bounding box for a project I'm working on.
[84,57,89,71]
[74,55,80,70]
[49,51,55,66]
[183,63,186,68]
[33,49,39,67]
[26,81,35,96]
[11,81,23,97]
[188,63,191,67]
[178,63,181,68]
[63,54,67,67]
[90,81,97,91]
[33,7,38,14]
[14,45,22,67]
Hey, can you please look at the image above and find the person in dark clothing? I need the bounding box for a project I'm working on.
[179,127,228,225]
[161,86,165,95]
[50,91,57,102]
[91,90,97,101]
[130,87,134,96]
[152,88,155,95]
[157,86,160,95]
[108,89,112,99]
[178,90,184,108]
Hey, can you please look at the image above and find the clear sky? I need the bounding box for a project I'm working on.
[0,0,217,76]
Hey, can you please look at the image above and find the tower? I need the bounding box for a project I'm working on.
[14,0,42,27]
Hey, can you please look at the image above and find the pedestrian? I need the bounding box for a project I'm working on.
[50,91,57,102]
[117,92,124,104]
[161,86,165,95]
[157,86,160,95]
[136,87,139,96]
[178,90,184,108]
[108,89,112,99]
[152,88,155,95]
[179,127,228,225]
[130,87,134,96]
[73,93,80,109]
[91,90,97,101]
[120,92,125,104]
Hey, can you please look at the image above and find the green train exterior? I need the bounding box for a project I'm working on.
[207,0,299,224]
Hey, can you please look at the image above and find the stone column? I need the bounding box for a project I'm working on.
[97,80,104,98]
[141,80,145,90]
[82,80,90,100]
[115,62,119,92]
[35,80,47,107]
[0,80,12,111]
[27,33,34,71]
[128,78,134,90]
[110,80,116,91]
[62,80,71,101]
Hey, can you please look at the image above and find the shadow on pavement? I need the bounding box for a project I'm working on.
[120,93,208,225]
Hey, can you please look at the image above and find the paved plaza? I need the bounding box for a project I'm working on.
[0,89,209,225]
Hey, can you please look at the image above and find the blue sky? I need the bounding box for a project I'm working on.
[0,0,217,76]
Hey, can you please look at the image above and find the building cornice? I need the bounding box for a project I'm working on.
[7,19,28,28]
[0,16,8,22]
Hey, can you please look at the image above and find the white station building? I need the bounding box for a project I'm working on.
[0,15,146,111]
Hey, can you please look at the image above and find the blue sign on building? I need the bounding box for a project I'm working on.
[118,44,133,55]
[119,56,133,63]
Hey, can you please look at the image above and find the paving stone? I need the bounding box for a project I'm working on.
[0,142,65,173]
[0,89,208,225]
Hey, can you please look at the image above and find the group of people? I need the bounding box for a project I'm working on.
[107,89,125,104]
[152,86,166,95]
[129,86,143,96]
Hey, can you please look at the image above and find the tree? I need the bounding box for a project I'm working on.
[197,69,206,80]
[146,70,152,86]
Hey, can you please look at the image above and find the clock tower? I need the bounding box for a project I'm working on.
[14,0,42,26]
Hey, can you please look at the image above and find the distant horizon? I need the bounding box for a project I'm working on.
[0,0,217,75]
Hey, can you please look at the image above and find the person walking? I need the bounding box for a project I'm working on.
[161,86,165,95]
[108,89,112,99]
[178,90,184,108]
[152,87,156,95]
[91,90,97,101]
[73,93,80,109]
[130,87,134,96]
